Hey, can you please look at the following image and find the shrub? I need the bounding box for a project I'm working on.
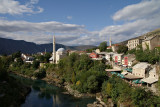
[34,68,46,79]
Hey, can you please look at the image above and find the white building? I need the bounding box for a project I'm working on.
[21,53,34,64]
[132,62,151,78]
[105,52,115,62]
[49,36,66,64]
[113,53,124,65]
[127,39,143,50]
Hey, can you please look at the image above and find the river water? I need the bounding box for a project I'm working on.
[10,74,95,107]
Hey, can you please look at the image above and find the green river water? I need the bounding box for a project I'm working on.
[10,74,96,107]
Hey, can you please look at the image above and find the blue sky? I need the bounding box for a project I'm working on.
[0,0,160,46]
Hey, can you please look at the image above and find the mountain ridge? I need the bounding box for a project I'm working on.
[0,37,96,55]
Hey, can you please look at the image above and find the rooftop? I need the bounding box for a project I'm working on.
[133,62,150,69]
[141,77,158,84]
[57,48,65,52]
[124,74,143,80]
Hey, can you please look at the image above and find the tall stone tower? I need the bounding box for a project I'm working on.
[109,37,112,46]
[53,35,56,63]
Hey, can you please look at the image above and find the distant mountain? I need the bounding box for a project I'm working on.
[0,37,96,55]
[118,28,160,45]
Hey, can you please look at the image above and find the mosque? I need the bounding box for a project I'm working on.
[49,36,66,64]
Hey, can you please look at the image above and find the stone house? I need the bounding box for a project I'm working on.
[141,65,159,90]
[132,62,151,78]
[142,35,160,50]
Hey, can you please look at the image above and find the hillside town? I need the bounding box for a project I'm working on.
[1,33,160,107]
[18,34,160,94]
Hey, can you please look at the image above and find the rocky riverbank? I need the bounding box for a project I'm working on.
[11,71,96,98]
[87,93,114,107]
[43,72,96,98]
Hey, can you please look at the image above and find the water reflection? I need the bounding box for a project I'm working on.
[10,74,95,107]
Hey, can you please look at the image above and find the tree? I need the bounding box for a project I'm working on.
[12,51,21,60]
[16,57,23,66]
[0,58,8,81]
[44,52,51,63]
[34,68,46,79]
[99,42,107,52]
[32,60,40,69]
[87,75,98,93]
[78,54,93,71]
[117,45,128,54]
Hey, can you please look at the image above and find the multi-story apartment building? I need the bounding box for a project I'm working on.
[127,39,143,50]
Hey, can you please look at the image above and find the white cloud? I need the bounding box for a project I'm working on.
[67,16,72,20]
[30,0,39,4]
[0,0,43,15]
[113,0,160,21]
[0,20,86,34]
[0,19,90,45]
[100,0,160,44]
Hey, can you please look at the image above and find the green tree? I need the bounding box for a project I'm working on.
[117,45,128,54]
[12,51,21,60]
[99,42,107,52]
[87,75,98,93]
[71,72,76,84]
[44,52,51,63]
[16,57,23,66]
[78,54,93,71]
[0,58,8,81]
[32,60,40,69]
[34,68,46,79]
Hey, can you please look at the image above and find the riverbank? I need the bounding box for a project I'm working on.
[11,71,96,98]
[43,73,96,98]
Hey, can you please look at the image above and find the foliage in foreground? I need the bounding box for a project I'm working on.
[0,58,30,107]
[102,75,160,107]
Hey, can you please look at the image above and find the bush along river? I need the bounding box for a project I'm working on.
[10,74,96,107]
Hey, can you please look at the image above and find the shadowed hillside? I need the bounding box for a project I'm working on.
[0,37,96,55]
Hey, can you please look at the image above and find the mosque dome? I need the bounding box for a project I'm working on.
[56,48,65,53]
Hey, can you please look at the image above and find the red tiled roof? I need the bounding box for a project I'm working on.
[114,44,119,46]
[107,46,112,48]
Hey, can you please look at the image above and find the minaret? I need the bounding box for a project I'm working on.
[109,36,112,46]
[53,35,56,63]
[45,48,46,54]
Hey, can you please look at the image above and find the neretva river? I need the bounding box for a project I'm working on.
[10,74,95,107]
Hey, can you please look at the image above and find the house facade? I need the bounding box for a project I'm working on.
[113,53,123,65]
[142,35,160,50]
[127,39,143,50]
[132,62,151,78]
[122,54,136,67]
[21,53,34,64]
